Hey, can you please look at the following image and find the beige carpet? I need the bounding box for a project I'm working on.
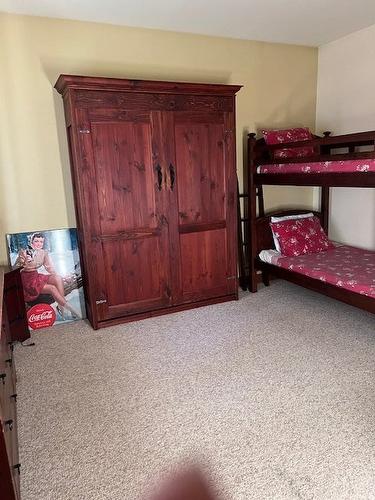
[15,281,375,500]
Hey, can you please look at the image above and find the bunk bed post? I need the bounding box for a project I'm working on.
[320,186,330,234]
[248,132,258,292]
[320,131,332,156]
[257,186,265,217]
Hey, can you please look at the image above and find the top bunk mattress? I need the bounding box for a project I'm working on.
[260,244,375,298]
[257,159,375,174]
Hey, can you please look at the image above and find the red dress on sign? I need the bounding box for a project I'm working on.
[16,249,53,302]
[21,271,50,302]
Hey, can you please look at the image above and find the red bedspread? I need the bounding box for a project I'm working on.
[271,245,375,298]
[257,159,375,174]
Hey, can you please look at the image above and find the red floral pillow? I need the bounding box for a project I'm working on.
[262,127,315,159]
[270,216,334,257]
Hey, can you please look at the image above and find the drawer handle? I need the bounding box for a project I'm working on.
[13,463,21,475]
[5,419,13,431]
[0,373,6,384]
[5,358,12,367]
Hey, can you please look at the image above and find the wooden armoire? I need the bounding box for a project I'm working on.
[55,75,241,329]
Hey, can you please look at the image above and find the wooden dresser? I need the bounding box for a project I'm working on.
[0,267,29,499]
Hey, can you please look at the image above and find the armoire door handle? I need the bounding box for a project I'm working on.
[169,163,175,191]
[155,164,163,191]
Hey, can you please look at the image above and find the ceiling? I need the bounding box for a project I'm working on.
[1,0,375,46]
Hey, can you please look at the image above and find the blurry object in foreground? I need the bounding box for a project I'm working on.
[150,468,218,500]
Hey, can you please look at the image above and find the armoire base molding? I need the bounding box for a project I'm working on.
[93,293,238,330]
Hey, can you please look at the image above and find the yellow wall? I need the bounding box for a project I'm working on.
[0,13,318,263]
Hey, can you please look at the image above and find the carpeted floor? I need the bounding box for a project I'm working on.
[15,281,375,500]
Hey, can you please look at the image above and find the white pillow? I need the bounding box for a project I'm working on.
[270,212,314,251]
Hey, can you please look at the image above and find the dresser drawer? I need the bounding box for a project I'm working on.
[0,382,19,496]
[0,427,18,500]
[8,400,20,500]
[0,414,19,500]
[0,359,16,399]
[0,323,12,364]
[1,416,13,469]
[1,373,17,457]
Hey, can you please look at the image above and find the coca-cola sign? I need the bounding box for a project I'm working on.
[27,304,56,330]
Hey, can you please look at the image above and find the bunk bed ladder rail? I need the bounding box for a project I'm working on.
[237,171,264,291]
[247,132,260,292]
[237,181,247,291]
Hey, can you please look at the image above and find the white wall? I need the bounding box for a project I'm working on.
[316,24,375,250]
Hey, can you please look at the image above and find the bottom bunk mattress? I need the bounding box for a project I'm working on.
[259,244,375,298]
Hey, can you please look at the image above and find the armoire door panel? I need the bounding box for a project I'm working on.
[83,113,172,320]
[101,237,169,315]
[179,228,229,299]
[173,111,236,301]
[174,121,225,226]
[91,121,156,234]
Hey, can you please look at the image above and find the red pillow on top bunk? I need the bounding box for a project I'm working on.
[270,216,334,257]
[262,127,315,159]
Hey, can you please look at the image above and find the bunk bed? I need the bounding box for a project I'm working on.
[246,128,375,314]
